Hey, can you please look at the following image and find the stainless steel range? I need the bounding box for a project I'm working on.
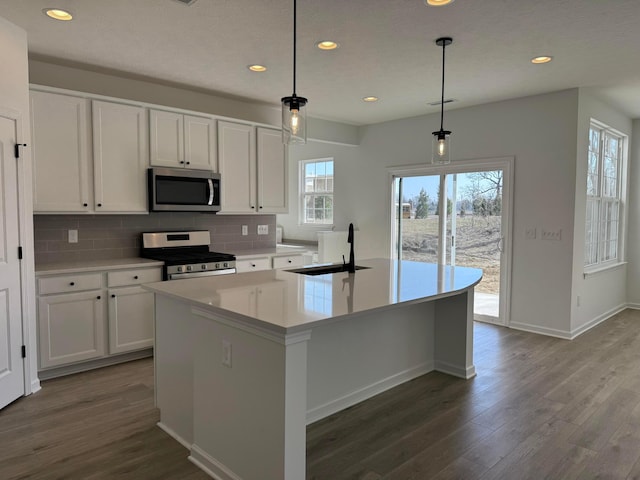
[141,230,235,280]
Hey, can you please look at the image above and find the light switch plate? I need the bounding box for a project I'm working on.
[68,229,78,243]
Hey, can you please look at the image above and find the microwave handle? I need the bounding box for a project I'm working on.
[207,178,214,206]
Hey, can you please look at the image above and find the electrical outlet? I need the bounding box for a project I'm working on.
[222,340,232,367]
[525,227,536,240]
[257,225,268,235]
[241,225,248,236]
[541,228,562,241]
[68,229,78,243]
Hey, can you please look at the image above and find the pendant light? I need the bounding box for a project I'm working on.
[432,37,452,164]
[281,0,308,144]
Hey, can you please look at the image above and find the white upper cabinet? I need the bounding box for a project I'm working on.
[150,109,216,171]
[257,127,287,213]
[30,90,150,214]
[218,120,256,213]
[30,91,92,212]
[218,122,287,214]
[92,100,148,213]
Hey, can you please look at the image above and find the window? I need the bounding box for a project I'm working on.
[585,122,625,268]
[300,158,334,225]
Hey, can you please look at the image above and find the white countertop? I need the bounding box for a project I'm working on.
[143,258,482,334]
[35,257,164,276]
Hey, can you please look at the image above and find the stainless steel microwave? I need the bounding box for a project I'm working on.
[148,167,221,212]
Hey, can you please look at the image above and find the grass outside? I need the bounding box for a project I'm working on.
[400,215,501,294]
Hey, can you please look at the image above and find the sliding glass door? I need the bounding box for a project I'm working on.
[391,159,512,325]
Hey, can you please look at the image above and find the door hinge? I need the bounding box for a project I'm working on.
[21,345,26,358]
[14,143,27,159]
[18,246,23,260]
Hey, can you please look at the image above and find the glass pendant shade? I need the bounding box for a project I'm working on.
[431,129,451,164]
[282,95,307,144]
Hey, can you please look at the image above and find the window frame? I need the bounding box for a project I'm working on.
[298,157,334,227]
[584,120,627,272]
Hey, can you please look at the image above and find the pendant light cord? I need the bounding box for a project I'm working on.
[292,0,297,96]
[439,40,446,131]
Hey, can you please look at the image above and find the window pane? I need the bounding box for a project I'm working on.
[301,159,334,225]
[587,152,599,195]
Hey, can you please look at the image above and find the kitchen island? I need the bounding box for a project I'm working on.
[144,258,482,480]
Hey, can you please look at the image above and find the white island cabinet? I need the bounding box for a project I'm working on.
[145,259,482,480]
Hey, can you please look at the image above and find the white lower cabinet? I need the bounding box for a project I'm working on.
[38,290,105,368]
[236,257,271,273]
[272,255,304,269]
[108,286,155,354]
[36,264,162,374]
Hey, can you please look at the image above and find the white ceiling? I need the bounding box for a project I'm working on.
[3,0,640,125]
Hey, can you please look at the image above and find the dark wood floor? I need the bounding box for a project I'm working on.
[3,310,640,479]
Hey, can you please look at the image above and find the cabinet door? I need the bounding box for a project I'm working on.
[257,127,287,213]
[30,91,92,212]
[92,100,149,213]
[218,121,256,213]
[38,290,105,369]
[108,286,154,354]
[185,115,216,170]
[150,109,184,168]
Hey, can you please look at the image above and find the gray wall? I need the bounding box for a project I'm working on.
[33,213,276,264]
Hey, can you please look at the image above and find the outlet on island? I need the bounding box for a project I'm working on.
[257,225,269,235]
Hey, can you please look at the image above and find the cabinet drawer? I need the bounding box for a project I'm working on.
[236,257,271,273]
[107,268,162,287]
[272,255,304,269]
[38,273,103,295]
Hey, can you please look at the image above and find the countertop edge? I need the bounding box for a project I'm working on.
[36,258,165,276]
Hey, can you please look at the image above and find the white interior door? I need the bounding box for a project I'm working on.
[0,114,25,409]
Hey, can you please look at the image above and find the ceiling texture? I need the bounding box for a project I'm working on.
[3,0,640,125]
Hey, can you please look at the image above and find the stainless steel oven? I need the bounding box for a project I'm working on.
[140,230,235,280]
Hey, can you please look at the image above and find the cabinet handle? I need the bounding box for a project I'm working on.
[134,275,139,279]
[97,295,101,300]
[97,203,102,207]
[179,161,185,164]
[186,161,191,165]
[288,260,292,263]
[251,263,256,267]
[251,206,255,209]
[259,206,263,209]
[83,203,88,207]
[69,282,75,286]
[111,294,116,298]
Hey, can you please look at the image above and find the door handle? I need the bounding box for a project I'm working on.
[207,179,214,206]
[497,236,504,253]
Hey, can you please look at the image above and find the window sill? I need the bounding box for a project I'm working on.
[583,261,627,278]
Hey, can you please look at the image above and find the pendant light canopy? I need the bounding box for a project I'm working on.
[432,37,452,164]
[281,0,308,145]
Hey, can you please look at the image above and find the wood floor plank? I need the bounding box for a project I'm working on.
[3,310,640,479]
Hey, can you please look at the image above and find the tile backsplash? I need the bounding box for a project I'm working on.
[33,213,276,264]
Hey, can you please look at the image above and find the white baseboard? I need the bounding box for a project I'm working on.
[435,360,476,379]
[569,303,627,339]
[30,379,41,394]
[156,422,192,451]
[189,444,242,480]
[625,303,640,310]
[509,321,573,339]
[305,361,434,425]
[38,349,153,380]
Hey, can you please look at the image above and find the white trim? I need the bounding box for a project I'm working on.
[434,360,476,379]
[569,303,627,339]
[305,361,434,425]
[157,422,192,450]
[509,321,573,340]
[583,260,627,278]
[189,444,242,480]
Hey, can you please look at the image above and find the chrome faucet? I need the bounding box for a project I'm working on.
[347,223,355,273]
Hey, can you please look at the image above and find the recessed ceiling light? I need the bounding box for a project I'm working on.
[424,0,454,6]
[248,65,267,72]
[363,96,379,102]
[317,41,339,51]
[43,8,73,21]
[531,56,553,64]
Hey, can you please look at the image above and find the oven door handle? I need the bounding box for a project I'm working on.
[207,178,214,206]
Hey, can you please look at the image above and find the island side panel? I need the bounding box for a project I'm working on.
[189,308,310,480]
[154,295,195,447]
[306,301,436,424]
[433,289,476,379]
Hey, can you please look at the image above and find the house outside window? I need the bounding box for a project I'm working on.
[300,158,334,225]
[585,121,625,269]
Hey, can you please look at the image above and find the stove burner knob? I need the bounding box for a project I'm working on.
[215,263,220,269]
[177,266,183,272]
[201,264,207,270]
[186,265,192,271]
[224,262,229,268]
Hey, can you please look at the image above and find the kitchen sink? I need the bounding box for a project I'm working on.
[286,264,370,276]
